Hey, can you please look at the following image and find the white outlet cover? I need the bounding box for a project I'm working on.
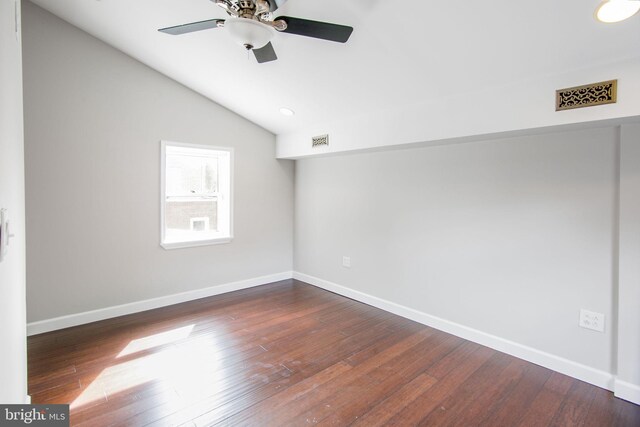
[342,256,351,268]
[579,309,605,332]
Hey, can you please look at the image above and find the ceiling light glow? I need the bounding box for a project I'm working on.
[595,0,640,23]
[280,108,295,116]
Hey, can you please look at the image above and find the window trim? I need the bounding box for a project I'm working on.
[160,140,234,250]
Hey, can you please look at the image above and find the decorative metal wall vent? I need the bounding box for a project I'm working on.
[556,80,617,111]
[312,134,329,147]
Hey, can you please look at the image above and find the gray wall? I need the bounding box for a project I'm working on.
[295,127,618,373]
[0,0,28,403]
[22,2,294,323]
[618,124,640,396]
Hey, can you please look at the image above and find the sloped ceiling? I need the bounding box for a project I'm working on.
[28,0,640,135]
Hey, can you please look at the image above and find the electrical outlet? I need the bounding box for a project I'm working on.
[342,256,351,268]
[579,309,605,332]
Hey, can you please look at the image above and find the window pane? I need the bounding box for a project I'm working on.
[165,199,218,232]
[166,154,218,196]
[203,160,217,193]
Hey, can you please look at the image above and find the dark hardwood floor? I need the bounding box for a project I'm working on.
[28,279,640,426]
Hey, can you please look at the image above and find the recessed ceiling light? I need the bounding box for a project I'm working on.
[280,107,295,116]
[595,0,640,23]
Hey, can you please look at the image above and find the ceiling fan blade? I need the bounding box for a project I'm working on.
[277,16,353,43]
[253,42,278,63]
[158,19,225,35]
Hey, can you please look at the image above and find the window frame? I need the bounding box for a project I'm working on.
[160,140,234,250]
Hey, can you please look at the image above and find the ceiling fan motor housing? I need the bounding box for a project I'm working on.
[213,0,287,15]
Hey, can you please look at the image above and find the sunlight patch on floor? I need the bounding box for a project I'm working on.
[117,324,195,358]
[72,325,231,410]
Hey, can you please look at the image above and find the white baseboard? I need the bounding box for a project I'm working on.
[615,379,640,405]
[293,271,615,392]
[25,395,31,404]
[27,271,293,336]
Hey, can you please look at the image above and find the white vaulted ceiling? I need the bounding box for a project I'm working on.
[28,0,640,135]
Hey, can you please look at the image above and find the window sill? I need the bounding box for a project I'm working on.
[161,237,232,250]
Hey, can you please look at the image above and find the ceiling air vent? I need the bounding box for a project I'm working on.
[312,134,329,148]
[556,79,617,111]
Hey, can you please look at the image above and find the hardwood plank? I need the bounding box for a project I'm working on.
[550,379,599,427]
[26,280,640,427]
[226,329,433,426]
[416,352,518,426]
[616,396,640,426]
[384,345,496,425]
[479,363,552,426]
[147,323,426,426]
[190,361,354,427]
[351,373,438,427]
[312,369,435,425]
[517,372,575,427]
[112,307,400,425]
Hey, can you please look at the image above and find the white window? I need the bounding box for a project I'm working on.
[161,141,232,249]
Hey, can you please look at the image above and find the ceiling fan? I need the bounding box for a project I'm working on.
[158,0,354,63]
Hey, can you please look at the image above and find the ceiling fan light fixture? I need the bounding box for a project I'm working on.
[595,0,640,23]
[225,18,274,49]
